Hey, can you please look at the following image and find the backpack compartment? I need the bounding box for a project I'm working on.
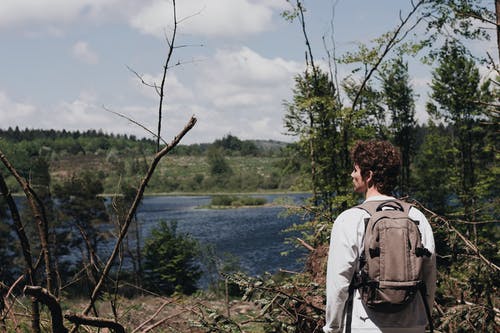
[361,211,423,312]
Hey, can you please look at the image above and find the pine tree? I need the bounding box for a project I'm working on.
[381,56,416,195]
[427,41,486,219]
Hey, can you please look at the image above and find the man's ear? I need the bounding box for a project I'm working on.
[366,170,374,188]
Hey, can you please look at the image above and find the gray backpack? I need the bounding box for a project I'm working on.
[346,200,433,332]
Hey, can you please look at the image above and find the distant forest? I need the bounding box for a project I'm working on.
[0,127,300,194]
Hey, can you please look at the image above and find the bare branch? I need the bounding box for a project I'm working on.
[102,106,168,145]
[177,5,204,25]
[296,0,316,72]
[0,172,35,283]
[296,237,315,252]
[157,0,179,152]
[24,286,67,333]
[140,309,189,333]
[411,200,500,272]
[79,115,197,318]
[131,299,174,333]
[65,313,124,333]
[0,152,52,333]
[126,66,156,89]
[351,0,425,112]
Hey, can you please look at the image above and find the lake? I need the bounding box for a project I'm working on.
[132,193,310,285]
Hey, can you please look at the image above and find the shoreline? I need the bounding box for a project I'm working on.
[99,190,310,197]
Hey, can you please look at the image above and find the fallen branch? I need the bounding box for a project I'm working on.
[23,286,67,333]
[411,200,500,272]
[132,299,174,333]
[140,309,189,333]
[0,276,23,333]
[297,237,315,252]
[65,313,125,333]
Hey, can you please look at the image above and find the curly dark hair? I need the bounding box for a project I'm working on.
[351,140,401,195]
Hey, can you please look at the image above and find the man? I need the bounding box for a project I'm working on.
[323,140,436,333]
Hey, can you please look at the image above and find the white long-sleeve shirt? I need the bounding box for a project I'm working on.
[323,195,436,333]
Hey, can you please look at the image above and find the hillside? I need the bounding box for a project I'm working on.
[0,128,308,194]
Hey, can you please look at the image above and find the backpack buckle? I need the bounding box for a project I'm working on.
[369,247,380,258]
[415,247,431,257]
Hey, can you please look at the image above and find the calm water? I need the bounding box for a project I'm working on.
[134,194,309,281]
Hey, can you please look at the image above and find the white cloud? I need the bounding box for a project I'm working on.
[0,0,121,29]
[132,72,194,102]
[123,46,303,142]
[0,91,37,125]
[198,47,301,109]
[130,0,281,38]
[72,41,99,64]
[181,47,302,142]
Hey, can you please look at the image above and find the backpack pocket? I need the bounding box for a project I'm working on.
[379,218,411,283]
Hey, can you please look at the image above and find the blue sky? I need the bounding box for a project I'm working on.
[0,0,495,144]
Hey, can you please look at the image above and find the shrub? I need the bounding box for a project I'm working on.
[142,220,201,295]
[210,195,267,207]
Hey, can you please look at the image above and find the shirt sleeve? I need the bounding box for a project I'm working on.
[323,209,364,333]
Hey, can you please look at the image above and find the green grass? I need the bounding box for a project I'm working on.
[47,154,306,195]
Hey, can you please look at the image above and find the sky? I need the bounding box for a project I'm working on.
[0,0,496,144]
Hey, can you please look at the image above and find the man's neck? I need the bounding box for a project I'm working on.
[365,186,383,199]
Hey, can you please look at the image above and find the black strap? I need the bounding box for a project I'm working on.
[345,285,355,333]
[419,283,434,332]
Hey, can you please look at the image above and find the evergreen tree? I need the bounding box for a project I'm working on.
[283,68,351,211]
[412,121,455,213]
[381,56,416,194]
[427,41,488,219]
[53,172,109,287]
[0,194,19,284]
[142,221,201,295]
[207,146,232,177]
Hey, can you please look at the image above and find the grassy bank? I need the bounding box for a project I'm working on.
[47,154,307,195]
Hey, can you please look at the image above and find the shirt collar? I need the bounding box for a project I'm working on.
[364,195,395,202]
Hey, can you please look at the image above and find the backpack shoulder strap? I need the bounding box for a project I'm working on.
[355,200,381,216]
[357,199,413,216]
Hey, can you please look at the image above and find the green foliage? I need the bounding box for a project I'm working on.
[421,0,494,61]
[198,244,244,298]
[207,146,233,177]
[0,128,303,194]
[231,272,324,333]
[213,134,259,156]
[341,78,388,139]
[283,67,353,212]
[0,208,19,284]
[381,56,416,194]
[52,172,109,280]
[142,220,201,296]
[412,121,455,213]
[210,195,267,207]
[427,40,489,218]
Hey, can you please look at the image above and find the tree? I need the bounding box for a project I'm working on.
[111,184,143,288]
[52,172,109,290]
[381,56,416,194]
[427,41,488,219]
[284,68,349,210]
[0,196,19,284]
[142,220,201,295]
[207,146,233,177]
[412,121,455,213]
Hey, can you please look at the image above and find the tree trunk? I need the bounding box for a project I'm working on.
[496,0,500,61]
